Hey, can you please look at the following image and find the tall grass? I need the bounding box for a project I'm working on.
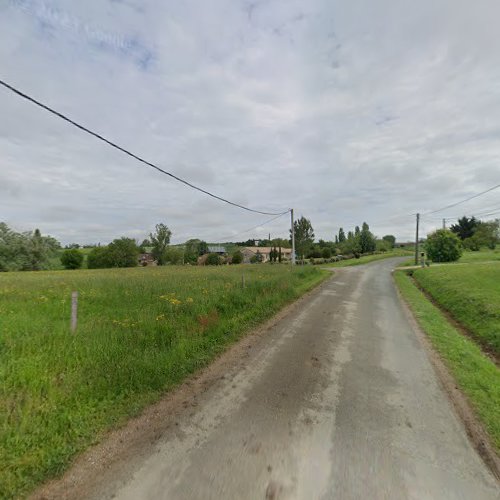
[0,265,327,498]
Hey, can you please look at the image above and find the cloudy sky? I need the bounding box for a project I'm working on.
[1,0,499,245]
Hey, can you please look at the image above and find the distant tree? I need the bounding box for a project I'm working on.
[184,239,202,263]
[291,216,315,259]
[198,241,209,256]
[355,226,360,237]
[359,222,376,254]
[66,243,80,249]
[87,247,111,269]
[338,228,345,243]
[106,238,139,267]
[164,246,184,264]
[335,235,339,244]
[376,239,391,253]
[425,229,462,262]
[382,235,396,248]
[61,249,84,270]
[150,223,172,265]
[87,238,139,269]
[231,250,243,264]
[463,220,499,250]
[322,247,332,259]
[450,216,479,241]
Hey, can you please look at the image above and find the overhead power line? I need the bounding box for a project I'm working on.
[217,211,289,242]
[423,183,500,215]
[0,78,287,217]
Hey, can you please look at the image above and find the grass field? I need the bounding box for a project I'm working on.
[399,248,500,268]
[412,264,500,356]
[324,250,411,268]
[0,265,328,498]
[395,271,500,453]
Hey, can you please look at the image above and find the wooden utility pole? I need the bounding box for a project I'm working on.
[291,209,296,265]
[414,213,420,265]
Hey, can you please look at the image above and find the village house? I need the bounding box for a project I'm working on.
[138,253,157,266]
[241,246,293,264]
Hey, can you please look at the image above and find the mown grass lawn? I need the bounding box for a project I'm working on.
[394,271,500,453]
[0,264,328,498]
[412,263,500,355]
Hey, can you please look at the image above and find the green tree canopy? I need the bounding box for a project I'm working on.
[61,249,84,270]
[425,229,462,262]
[450,216,479,240]
[291,216,315,258]
[150,223,172,265]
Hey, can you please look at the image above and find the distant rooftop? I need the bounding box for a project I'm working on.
[207,245,226,254]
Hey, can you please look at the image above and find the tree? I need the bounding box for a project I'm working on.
[359,222,376,254]
[291,216,315,259]
[87,247,111,269]
[106,238,139,267]
[425,229,462,262]
[475,220,499,249]
[184,239,202,263]
[0,224,60,271]
[382,235,396,248]
[450,216,479,240]
[322,247,332,259]
[150,223,172,265]
[198,241,209,256]
[61,249,84,269]
[87,238,139,269]
[338,228,345,243]
[164,246,184,264]
[231,250,243,264]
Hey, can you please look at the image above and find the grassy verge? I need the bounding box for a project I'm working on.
[394,271,500,452]
[324,250,411,268]
[0,265,328,498]
[412,264,500,356]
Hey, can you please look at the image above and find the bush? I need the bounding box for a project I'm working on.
[231,250,243,264]
[87,247,111,269]
[206,253,222,265]
[60,249,84,270]
[321,248,332,259]
[425,229,462,263]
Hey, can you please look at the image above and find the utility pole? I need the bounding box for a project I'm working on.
[415,213,420,265]
[291,209,296,266]
[442,218,446,230]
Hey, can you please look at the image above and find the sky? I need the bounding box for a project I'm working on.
[1,0,499,245]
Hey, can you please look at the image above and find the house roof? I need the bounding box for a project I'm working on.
[207,245,226,253]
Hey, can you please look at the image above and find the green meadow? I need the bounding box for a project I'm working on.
[0,264,328,498]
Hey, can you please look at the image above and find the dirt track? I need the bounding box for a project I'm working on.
[34,258,499,499]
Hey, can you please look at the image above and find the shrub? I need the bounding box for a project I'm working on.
[60,249,84,270]
[206,253,222,265]
[321,248,332,259]
[87,247,111,269]
[425,229,462,262]
[231,250,243,264]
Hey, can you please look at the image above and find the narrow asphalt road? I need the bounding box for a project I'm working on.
[99,258,499,499]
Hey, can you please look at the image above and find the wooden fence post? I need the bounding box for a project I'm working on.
[71,291,78,333]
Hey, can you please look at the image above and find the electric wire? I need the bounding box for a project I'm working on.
[216,211,290,242]
[0,78,288,217]
[422,183,500,215]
